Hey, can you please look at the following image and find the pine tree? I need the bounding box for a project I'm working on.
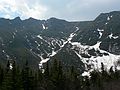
[44,61,50,79]
[101,62,109,81]
[90,70,104,90]
[21,60,30,90]
[0,64,4,87]
[68,66,81,90]
[11,60,22,90]
[56,61,65,90]
[6,60,10,73]
[1,61,12,90]
[114,66,120,79]
[11,60,17,89]
[84,76,91,90]
[109,66,115,80]
[38,69,43,82]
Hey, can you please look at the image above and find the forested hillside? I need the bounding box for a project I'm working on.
[0,59,120,90]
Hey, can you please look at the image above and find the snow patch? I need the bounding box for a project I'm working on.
[90,53,120,71]
[39,28,79,68]
[39,57,50,68]
[72,41,101,51]
[35,41,40,46]
[12,32,17,39]
[46,27,48,29]
[109,33,113,39]
[37,35,43,40]
[105,22,108,25]
[99,32,102,38]
[10,63,13,70]
[2,50,10,60]
[107,16,110,21]
[2,50,5,53]
[108,33,119,39]
[39,50,58,68]
[82,71,90,77]
[90,42,101,50]
[97,29,104,39]
[76,27,79,31]
[113,36,119,39]
[50,50,57,57]
[97,29,104,32]
[107,16,112,21]
[42,24,46,30]
[71,41,120,76]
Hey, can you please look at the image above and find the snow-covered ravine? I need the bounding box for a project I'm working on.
[39,27,79,69]
[71,41,120,77]
[97,28,104,39]
[38,25,120,76]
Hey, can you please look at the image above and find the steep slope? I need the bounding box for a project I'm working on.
[63,11,120,74]
[52,11,120,74]
[0,17,76,68]
[0,11,120,74]
[72,11,120,55]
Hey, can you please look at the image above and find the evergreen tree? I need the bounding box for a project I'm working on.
[6,60,10,73]
[91,70,104,89]
[56,61,65,90]
[1,68,12,90]
[21,60,35,90]
[84,76,90,90]
[68,66,81,90]
[90,70,99,86]
[0,64,4,87]
[11,60,17,89]
[44,61,50,79]
[101,62,109,81]
[114,66,120,79]
[109,66,115,80]
[11,60,22,90]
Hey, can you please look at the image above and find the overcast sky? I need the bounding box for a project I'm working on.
[0,0,120,21]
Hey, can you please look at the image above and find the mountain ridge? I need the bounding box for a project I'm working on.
[0,11,120,75]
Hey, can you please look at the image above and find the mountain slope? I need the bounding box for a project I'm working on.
[0,11,120,74]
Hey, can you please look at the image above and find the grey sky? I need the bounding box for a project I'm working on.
[0,0,120,21]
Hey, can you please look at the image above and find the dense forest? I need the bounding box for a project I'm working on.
[0,59,120,90]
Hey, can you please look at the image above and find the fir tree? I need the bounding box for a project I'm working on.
[0,64,4,87]
[1,69,12,90]
[21,60,33,90]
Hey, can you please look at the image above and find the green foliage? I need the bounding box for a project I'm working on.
[0,59,120,90]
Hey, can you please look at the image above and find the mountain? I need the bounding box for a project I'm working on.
[0,11,120,75]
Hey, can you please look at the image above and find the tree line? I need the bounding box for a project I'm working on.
[0,59,120,90]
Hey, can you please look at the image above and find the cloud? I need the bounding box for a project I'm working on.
[39,0,120,21]
[64,0,120,21]
[0,0,47,19]
[0,0,120,21]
